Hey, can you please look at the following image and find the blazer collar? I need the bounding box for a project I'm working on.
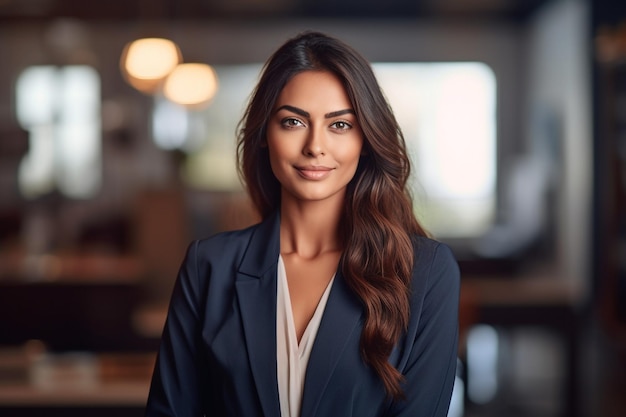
[235,210,364,417]
[238,210,281,279]
[235,211,282,417]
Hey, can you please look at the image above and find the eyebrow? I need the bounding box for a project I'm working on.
[275,105,355,119]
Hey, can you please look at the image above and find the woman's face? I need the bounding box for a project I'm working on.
[266,70,363,206]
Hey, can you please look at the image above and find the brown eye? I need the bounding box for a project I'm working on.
[331,121,351,130]
[282,118,304,128]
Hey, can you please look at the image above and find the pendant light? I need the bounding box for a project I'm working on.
[163,63,219,108]
[120,37,181,94]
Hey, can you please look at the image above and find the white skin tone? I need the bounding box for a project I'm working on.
[266,70,364,343]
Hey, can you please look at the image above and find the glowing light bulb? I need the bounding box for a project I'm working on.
[163,63,218,108]
[120,38,181,93]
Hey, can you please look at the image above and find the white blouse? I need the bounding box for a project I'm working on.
[276,255,335,417]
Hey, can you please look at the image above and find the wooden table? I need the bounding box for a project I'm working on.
[0,351,154,417]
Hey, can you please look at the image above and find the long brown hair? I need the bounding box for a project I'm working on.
[236,31,428,399]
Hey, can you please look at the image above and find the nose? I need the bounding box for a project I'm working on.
[302,126,325,157]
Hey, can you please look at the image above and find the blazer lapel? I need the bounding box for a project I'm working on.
[235,212,281,417]
[235,211,365,417]
[300,270,364,417]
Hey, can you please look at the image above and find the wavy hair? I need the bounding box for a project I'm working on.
[236,31,428,399]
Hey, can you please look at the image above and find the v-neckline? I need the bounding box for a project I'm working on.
[278,255,335,350]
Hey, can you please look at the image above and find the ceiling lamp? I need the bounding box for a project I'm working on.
[163,63,219,108]
[120,37,181,94]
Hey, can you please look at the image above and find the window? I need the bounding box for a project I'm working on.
[16,66,101,199]
[374,63,497,238]
[153,62,497,239]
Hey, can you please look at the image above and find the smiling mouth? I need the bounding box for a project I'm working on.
[295,166,333,180]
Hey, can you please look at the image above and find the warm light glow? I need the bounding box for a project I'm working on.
[163,63,218,108]
[121,38,181,93]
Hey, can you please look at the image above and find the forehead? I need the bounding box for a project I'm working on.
[276,70,352,109]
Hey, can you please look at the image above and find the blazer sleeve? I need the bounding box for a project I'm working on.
[386,243,460,417]
[145,240,210,417]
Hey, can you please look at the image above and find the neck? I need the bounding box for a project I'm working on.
[279,193,344,259]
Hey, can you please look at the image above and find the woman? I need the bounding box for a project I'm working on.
[146,31,460,417]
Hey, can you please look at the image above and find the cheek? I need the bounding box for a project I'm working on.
[267,142,292,167]
[336,139,363,165]
[266,132,284,166]
[266,140,294,181]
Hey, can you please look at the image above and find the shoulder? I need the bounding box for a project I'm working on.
[173,222,266,301]
[409,235,460,300]
[197,222,259,250]
[190,221,262,265]
[412,236,459,274]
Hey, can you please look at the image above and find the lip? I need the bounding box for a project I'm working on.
[295,165,333,180]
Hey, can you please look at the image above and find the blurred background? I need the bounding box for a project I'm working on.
[0,0,624,415]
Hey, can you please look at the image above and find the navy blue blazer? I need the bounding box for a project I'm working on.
[145,211,460,417]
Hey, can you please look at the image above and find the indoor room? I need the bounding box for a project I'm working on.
[0,0,624,416]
